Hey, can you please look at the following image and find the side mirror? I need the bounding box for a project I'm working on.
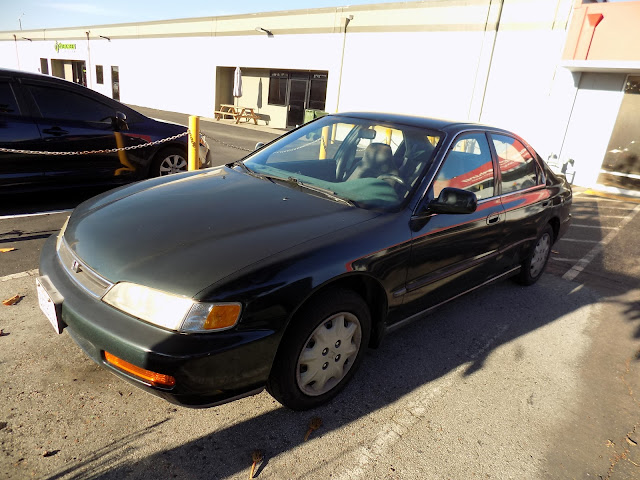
[254,142,265,151]
[113,111,128,131]
[427,188,477,215]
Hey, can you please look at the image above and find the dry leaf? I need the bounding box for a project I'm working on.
[304,417,323,441]
[250,450,263,478]
[0,248,16,253]
[2,294,22,306]
[626,436,638,446]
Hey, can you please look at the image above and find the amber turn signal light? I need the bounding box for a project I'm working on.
[104,351,176,388]
[203,304,241,330]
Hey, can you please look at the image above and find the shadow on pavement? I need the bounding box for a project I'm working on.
[43,274,605,480]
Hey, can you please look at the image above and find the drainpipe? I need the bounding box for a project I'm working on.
[86,31,92,88]
[477,0,504,122]
[335,14,353,113]
[13,34,20,70]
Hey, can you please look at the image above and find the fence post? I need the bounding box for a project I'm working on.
[188,116,200,171]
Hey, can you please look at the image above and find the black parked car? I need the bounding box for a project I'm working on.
[37,112,572,410]
[0,68,210,192]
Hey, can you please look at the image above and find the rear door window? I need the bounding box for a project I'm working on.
[0,81,20,116]
[27,84,115,123]
[491,134,542,194]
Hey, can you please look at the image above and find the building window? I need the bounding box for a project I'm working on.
[111,66,120,100]
[309,73,327,111]
[268,71,288,106]
[40,58,49,75]
[96,65,104,84]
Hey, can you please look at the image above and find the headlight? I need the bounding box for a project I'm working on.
[102,282,241,332]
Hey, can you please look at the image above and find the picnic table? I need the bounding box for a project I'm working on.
[214,104,259,125]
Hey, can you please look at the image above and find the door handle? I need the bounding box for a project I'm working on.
[42,127,69,136]
[486,213,501,225]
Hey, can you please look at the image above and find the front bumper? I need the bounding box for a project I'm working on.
[38,234,279,407]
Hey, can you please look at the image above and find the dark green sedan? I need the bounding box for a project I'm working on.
[37,112,572,410]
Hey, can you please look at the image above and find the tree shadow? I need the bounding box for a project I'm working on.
[47,275,604,479]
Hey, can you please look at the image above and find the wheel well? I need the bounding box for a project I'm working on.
[291,275,388,349]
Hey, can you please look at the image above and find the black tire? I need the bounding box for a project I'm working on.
[150,146,188,177]
[267,289,371,410]
[515,224,554,286]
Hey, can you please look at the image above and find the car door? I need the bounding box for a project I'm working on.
[22,79,134,184]
[0,77,45,190]
[401,132,507,317]
[489,133,551,267]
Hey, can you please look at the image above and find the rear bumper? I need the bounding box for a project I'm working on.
[38,234,278,407]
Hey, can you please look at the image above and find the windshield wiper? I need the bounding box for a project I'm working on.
[230,161,276,183]
[282,176,355,207]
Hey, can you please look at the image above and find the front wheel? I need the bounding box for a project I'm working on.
[267,289,371,410]
[515,224,553,285]
[151,147,188,177]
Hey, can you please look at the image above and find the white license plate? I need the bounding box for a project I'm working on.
[36,278,62,334]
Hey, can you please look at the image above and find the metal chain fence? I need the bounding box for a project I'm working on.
[206,136,253,152]
[0,131,189,156]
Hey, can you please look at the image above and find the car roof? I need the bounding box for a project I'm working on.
[0,67,56,81]
[334,111,513,135]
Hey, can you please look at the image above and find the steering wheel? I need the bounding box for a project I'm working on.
[377,174,407,188]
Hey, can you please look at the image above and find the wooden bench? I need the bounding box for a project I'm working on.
[214,104,259,124]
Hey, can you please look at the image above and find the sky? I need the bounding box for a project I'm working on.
[0,0,408,32]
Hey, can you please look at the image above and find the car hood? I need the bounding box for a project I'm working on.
[65,167,379,297]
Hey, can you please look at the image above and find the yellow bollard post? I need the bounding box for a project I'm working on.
[188,115,200,171]
[319,126,330,160]
[113,131,135,176]
[385,128,392,145]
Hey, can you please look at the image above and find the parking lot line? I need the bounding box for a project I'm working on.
[563,203,640,281]
[0,209,72,220]
[560,238,601,243]
[570,224,619,230]
[0,269,39,282]
[571,205,635,211]
[587,215,633,219]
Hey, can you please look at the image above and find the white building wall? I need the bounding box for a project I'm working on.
[559,72,626,186]
[337,30,486,119]
[478,0,575,159]
[5,0,611,184]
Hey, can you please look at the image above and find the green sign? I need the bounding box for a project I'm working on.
[54,41,76,53]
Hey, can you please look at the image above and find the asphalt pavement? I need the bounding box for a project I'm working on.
[1,111,639,479]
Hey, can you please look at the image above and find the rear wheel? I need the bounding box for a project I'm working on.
[267,289,371,410]
[515,224,553,285]
[151,147,188,177]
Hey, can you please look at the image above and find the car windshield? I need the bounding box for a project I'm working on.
[242,115,442,210]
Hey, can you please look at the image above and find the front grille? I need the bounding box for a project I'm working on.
[58,239,113,298]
